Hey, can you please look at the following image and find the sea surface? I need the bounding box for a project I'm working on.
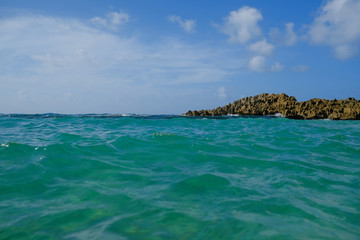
[0,114,359,240]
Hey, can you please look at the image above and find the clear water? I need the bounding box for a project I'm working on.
[0,115,359,239]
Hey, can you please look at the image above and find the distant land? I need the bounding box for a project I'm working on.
[183,93,360,120]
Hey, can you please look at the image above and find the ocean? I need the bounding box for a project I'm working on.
[0,114,359,239]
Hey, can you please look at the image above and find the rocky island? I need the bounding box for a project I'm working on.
[183,93,360,120]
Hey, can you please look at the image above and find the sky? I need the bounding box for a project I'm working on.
[0,0,360,114]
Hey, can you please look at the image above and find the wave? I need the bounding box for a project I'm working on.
[0,113,300,120]
[0,113,182,119]
[0,115,359,239]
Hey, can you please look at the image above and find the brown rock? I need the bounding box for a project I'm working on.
[183,93,360,120]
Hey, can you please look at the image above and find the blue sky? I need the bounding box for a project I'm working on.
[1,0,360,114]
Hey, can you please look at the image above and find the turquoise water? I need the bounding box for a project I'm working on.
[0,114,359,239]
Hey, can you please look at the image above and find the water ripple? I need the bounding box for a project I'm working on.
[0,116,359,239]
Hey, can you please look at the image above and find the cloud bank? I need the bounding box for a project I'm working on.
[0,14,239,113]
[308,0,360,59]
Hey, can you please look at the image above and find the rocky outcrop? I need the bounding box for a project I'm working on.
[183,93,360,120]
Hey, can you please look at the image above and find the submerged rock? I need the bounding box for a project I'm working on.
[183,93,360,120]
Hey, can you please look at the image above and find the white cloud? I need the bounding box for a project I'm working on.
[218,86,227,99]
[90,17,106,27]
[292,65,309,72]
[269,22,297,46]
[284,23,297,46]
[333,44,358,59]
[308,0,360,59]
[0,14,241,114]
[248,56,266,72]
[90,11,129,30]
[218,6,263,43]
[270,62,284,72]
[248,56,284,72]
[248,39,275,56]
[169,15,196,33]
[108,12,129,25]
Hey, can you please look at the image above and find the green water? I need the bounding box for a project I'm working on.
[0,115,359,239]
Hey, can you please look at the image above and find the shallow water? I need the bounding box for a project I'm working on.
[0,115,359,239]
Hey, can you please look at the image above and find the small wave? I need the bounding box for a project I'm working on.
[152,132,176,137]
[170,174,230,194]
[0,113,182,119]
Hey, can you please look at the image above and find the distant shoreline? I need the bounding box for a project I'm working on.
[183,93,360,120]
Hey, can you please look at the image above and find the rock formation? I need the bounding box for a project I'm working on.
[183,93,360,120]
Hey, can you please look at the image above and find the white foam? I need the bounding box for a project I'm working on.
[274,113,285,118]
